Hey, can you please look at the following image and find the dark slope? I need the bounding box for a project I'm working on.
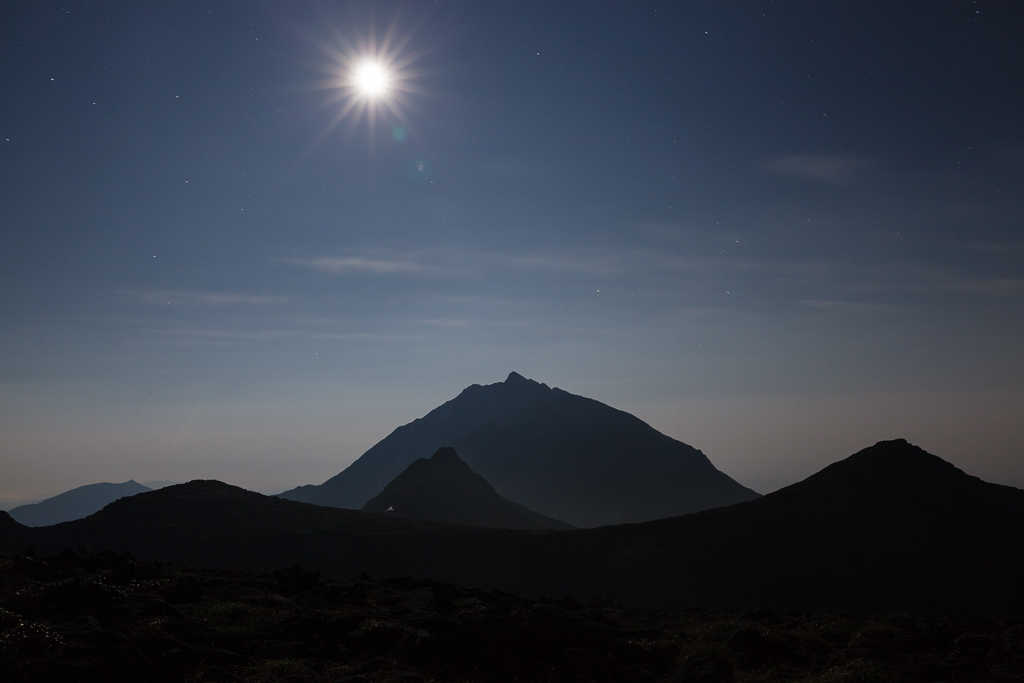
[362,447,574,530]
[531,438,1024,616]
[0,480,452,573]
[279,372,758,527]
[8,480,151,527]
[4,440,1023,617]
[0,511,32,550]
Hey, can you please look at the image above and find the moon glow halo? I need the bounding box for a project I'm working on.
[309,22,426,147]
[354,61,389,97]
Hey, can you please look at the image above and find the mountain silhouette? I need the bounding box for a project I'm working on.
[279,372,758,526]
[7,480,152,527]
[4,440,1023,617]
[559,438,1024,616]
[0,479,447,567]
[362,447,574,530]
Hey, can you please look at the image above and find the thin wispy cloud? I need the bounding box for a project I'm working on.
[799,299,893,312]
[969,240,1024,254]
[833,263,1024,300]
[119,290,289,307]
[287,248,801,285]
[765,155,871,186]
[142,327,423,343]
[286,256,443,276]
[946,277,1024,297]
[505,249,739,278]
[505,253,618,275]
[414,317,537,331]
[414,318,474,329]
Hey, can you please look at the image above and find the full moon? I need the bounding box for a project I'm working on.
[311,27,421,144]
[354,61,389,97]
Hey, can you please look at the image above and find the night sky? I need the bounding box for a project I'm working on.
[2,1,1022,507]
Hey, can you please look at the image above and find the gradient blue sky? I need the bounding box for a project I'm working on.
[2,1,1022,507]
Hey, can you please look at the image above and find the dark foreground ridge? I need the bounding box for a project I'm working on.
[279,372,759,527]
[3,440,1024,618]
[362,447,573,530]
[3,548,1023,683]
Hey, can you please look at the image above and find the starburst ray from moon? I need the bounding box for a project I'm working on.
[306,17,428,149]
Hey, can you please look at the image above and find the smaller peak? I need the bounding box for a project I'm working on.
[505,371,527,383]
[425,447,474,475]
[430,447,461,462]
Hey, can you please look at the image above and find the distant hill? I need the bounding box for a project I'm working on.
[141,480,179,489]
[7,480,152,527]
[5,440,1024,617]
[363,447,573,530]
[279,372,759,527]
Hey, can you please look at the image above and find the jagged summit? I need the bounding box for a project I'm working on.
[502,370,547,388]
[423,446,466,467]
[362,447,573,530]
[278,373,759,527]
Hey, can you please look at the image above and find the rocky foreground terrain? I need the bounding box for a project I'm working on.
[2,548,1023,683]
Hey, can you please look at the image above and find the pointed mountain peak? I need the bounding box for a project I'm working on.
[501,371,550,391]
[426,447,475,474]
[363,447,572,530]
[429,446,462,463]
